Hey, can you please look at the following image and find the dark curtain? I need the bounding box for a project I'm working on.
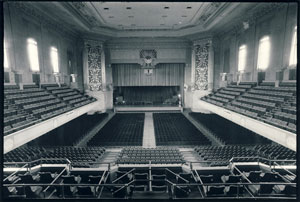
[112,63,184,86]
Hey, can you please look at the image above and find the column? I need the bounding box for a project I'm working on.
[192,38,213,92]
[83,39,106,112]
[191,38,214,113]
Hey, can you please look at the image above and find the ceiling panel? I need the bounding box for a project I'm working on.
[91,2,206,30]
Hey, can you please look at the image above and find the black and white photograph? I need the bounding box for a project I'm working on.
[2,1,298,201]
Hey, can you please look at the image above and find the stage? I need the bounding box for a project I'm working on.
[114,105,183,112]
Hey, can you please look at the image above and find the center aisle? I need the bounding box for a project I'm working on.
[143,112,156,148]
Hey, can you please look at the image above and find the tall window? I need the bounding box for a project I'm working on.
[289,26,297,66]
[50,47,59,73]
[27,38,40,72]
[238,45,247,71]
[257,36,270,71]
[4,42,9,69]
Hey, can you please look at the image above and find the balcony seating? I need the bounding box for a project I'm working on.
[117,147,185,164]
[88,113,145,146]
[153,113,211,146]
[200,82,297,134]
[4,84,97,135]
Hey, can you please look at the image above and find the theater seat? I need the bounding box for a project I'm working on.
[88,175,102,184]
[174,186,190,198]
[152,185,167,192]
[282,185,296,196]
[206,186,225,196]
[224,185,244,196]
[77,186,94,197]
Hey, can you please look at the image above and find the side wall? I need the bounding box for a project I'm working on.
[215,3,297,86]
[4,3,83,89]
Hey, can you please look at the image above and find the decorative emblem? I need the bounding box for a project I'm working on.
[140,49,157,68]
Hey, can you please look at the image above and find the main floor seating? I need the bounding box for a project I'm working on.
[201,82,296,133]
[252,144,296,161]
[189,112,271,145]
[4,84,97,136]
[194,143,296,167]
[194,145,258,166]
[153,113,211,146]
[88,113,145,146]
[4,146,106,168]
[117,147,185,164]
[29,113,108,146]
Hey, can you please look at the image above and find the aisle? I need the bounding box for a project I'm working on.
[143,112,156,148]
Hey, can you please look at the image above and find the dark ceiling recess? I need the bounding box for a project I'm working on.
[126,7,132,9]
[131,24,136,26]
[109,16,114,18]
[164,7,169,9]
[182,15,187,17]
[104,7,109,10]
[162,15,167,18]
[128,16,134,18]
[187,6,192,9]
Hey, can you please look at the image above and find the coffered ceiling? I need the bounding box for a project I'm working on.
[24,2,277,39]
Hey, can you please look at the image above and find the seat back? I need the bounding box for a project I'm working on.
[88,175,102,184]
[62,176,77,184]
[152,185,167,192]
[77,186,94,196]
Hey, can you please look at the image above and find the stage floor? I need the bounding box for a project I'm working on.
[114,105,183,112]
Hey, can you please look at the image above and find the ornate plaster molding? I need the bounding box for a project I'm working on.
[84,39,103,48]
[193,38,212,47]
[70,2,98,27]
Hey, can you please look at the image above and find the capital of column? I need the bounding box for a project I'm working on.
[193,38,212,47]
[84,39,103,49]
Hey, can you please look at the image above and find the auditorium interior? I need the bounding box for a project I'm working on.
[2,2,298,200]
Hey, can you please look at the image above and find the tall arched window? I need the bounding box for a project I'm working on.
[238,45,247,71]
[257,36,270,71]
[4,41,9,69]
[50,47,59,73]
[289,26,297,66]
[27,38,40,72]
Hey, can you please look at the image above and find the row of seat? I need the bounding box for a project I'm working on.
[201,82,296,134]
[117,148,185,164]
[153,113,211,146]
[4,84,97,135]
[88,113,145,146]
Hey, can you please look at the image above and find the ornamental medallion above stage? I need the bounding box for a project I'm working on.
[86,42,103,91]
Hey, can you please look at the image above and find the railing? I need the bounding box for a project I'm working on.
[3,157,297,199]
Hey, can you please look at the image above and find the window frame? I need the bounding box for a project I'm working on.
[257,35,271,71]
[50,46,59,73]
[4,41,9,69]
[27,38,40,72]
[238,44,247,72]
[289,26,297,67]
